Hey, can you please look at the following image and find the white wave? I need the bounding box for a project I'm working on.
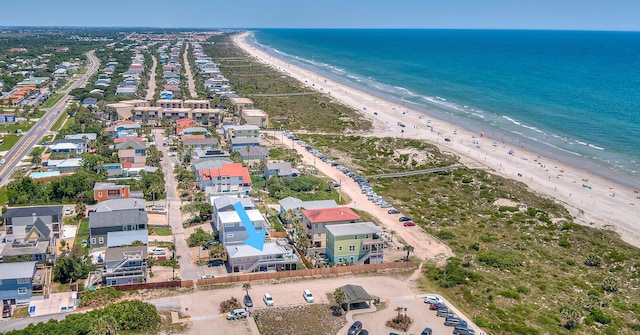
[588,143,605,150]
[394,86,418,97]
[576,140,587,146]
[521,124,544,134]
[502,115,521,126]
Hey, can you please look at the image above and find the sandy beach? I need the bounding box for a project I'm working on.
[233,32,640,248]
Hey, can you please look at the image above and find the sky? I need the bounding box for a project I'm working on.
[2,0,640,31]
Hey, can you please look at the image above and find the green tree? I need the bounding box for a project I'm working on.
[208,243,226,260]
[242,282,252,297]
[403,244,414,261]
[186,228,215,247]
[53,256,93,283]
[89,315,118,335]
[30,153,42,168]
[333,288,346,309]
[75,203,86,217]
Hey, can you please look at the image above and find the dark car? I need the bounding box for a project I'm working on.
[2,305,11,318]
[387,209,401,214]
[243,294,253,307]
[429,302,446,311]
[398,216,412,222]
[453,326,475,335]
[421,328,433,335]
[208,259,224,267]
[348,321,363,335]
[358,330,369,335]
[202,240,219,250]
[403,221,416,227]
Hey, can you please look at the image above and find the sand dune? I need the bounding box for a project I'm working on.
[234,32,640,248]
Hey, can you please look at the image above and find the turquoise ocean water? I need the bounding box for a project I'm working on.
[248,29,640,188]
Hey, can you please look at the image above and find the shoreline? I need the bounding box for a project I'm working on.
[233,31,640,248]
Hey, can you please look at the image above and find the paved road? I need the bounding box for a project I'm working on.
[0,312,68,333]
[153,129,201,280]
[145,54,158,101]
[182,42,197,98]
[367,164,464,179]
[0,50,100,186]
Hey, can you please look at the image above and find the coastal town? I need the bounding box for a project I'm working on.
[0,28,638,335]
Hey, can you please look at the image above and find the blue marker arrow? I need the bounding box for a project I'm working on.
[233,202,265,251]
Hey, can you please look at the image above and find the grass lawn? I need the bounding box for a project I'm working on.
[33,109,46,118]
[0,134,21,151]
[74,233,88,247]
[41,93,63,108]
[30,146,46,157]
[149,227,172,236]
[291,134,640,335]
[77,218,89,234]
[51,114,69,132]
[60,116,75,131]
[0,186,8,204]
[0,121,35,134]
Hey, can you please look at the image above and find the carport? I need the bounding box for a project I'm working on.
[339,284,374,311]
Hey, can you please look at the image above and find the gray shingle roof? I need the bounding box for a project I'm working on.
[115,141,146,150]
[89,209,148,228]
[0,261,36,280]
[325,222,381,237]
[339,284,374,304]
[4,206,63,219]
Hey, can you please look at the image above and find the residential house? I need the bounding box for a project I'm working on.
[181,137,219,151]
[157,99,183,109]
[93,183,132,202]
[1,219,53,264]
[0,262,37,305]
[229,137,261,151]
[45,158,83,173]
[116,140,147,168]
[191,157,233,174]
[64,133,97,142]
[53,68,68,79]
[217,209,266,245]
[226,241,299,273]
[278,197,337,224]
[184,99,210,109]
[106,121,142,137]
[211,196,256,230]
[101,163,123,177]
[236,146,269,162]
[196,162,252,197]
[241,109,269,128]
[222,124,260,141]
[264,162,299,179]
[300,207,360,248]
[178,126,210,136]
[89,208,148,247]
[49,138,88,157]
[176,118,197,135]
[82,97,98,107]
[115,86,136,95]
[3,206,63,242]
[325,222,384,265]
[229,97,254,109]
[103,246,147,286]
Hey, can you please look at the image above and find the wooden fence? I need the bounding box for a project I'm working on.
[111,279,193,291]
[196,261,415,286]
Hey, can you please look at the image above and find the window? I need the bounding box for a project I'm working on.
[349,245,356,252]
[18,288,27,295]
[99,237,104,244]
[35,254,43,261]
[226,234,234,238]
[354,235,358,240]
[225,223,234,227]
[338,246,343,251]
[365,234,369,239]
[17,278,30,284]
[98,192,103,197]
[338,257,343,263]
[91,238,96,244]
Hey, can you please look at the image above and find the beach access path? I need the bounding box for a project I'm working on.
[235,32,640,249]
[145,54,157,101]
[275,132,454,262]
[183,42,197,99]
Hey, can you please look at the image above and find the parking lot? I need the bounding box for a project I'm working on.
[149,273,483,335]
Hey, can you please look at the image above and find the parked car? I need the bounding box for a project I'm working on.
[421,328,433,335]
[2,305,11,318]
[387,209,401,214]
[244,294,253,307]
[225,308,247,320]
[398,216,412,222]
[347,321,363,335]
[437,308,454,318]
[200,274,215,279]
[424,295,443,304]
[64,208,72,215]
[453,326,475,335]
[302,289,314,303]
[263,293,274,307]
[429,302,446,311]
[202,240,219,250]
[207,259,224,267]
[403,221,416,227]
[358,330,369,335]
[445,317,468,327]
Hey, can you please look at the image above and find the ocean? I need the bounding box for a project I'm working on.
[248,29,640,188]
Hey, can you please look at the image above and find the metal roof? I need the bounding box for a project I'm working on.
[89,209,148,228]
[4,205,63,218]
[226,242,285,258]
[338,284,374,304]
[0,261,36,280]
[107,229,149,248]
[325,222,381,237]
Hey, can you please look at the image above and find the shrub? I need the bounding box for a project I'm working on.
[498,289,521,300]
[499,206,519,212]
[516,286,530,295]
[478,250,524,270]
[436,230,456,240]
[585,254,602,267]
[80,287,123,308]
[558,236,571,248]
[590,309,611,324]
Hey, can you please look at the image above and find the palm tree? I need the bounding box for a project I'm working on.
[75,203,86,217]
[403,245,414,261]
[333,288,346,309]
[30,153,42,168]
[148,183,163,205]
[242,282,252,297]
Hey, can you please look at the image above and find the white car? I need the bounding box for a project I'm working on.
[424,295,443,305]
[0,159,5,164]
[263,293,274,307]
[64,208,72,215]
[303,289,314,303]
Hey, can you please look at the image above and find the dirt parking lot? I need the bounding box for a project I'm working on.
[149,271,483,335]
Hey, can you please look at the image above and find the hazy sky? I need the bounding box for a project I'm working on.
[2,0,639,31]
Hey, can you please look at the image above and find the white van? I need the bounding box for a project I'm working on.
[303,289,314,303]
[225,308,247,320]
[152,248,166,255]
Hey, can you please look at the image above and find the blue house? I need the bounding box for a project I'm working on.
[0,261,37,305]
